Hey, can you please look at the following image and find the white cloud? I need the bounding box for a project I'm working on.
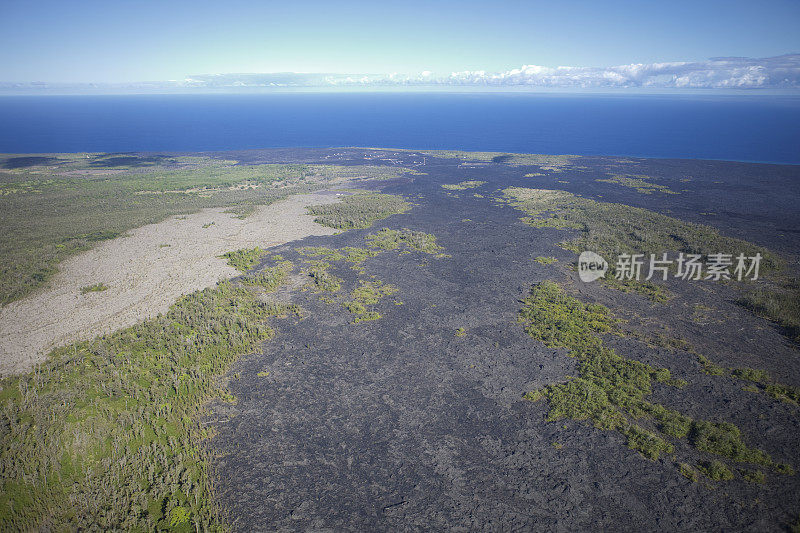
[422,55,800,89]
[2,55,798,93]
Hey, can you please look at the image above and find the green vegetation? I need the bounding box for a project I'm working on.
[306,192,411,230]
[0,153,412,305]
[534,256,558,265]
[680,463,700,483]
[697,354,726,376]
[503,187,779,301]
[441,180,486,190]
[521,281,790,475]
[306,261,343,293]
[220,247,267,272]
[0,278,299,530]
[731,367,800,405]
[732,367,771,383]
[366,228,446,256]
[297,230,447,318]
[297,230,446,321]
[80,282,109,294]
[455,327,467,337]
[631,327,800,409]
[297,245,380,266]
[342,280,398,323]
[740,468,766,484]
[351,280,399,304]
[602,276,672,303]
[738,278,800,343]
[596,175,678,195]
[240,260,293,291]
[503,187,778,268]
[698,460,734,481]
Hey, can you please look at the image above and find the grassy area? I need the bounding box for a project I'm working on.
[296,230,445,319]
[698,460,734,481]
[0,278,300,530]
[240,259,294,292]
[534,256,558,265]
[342,280,399,323]
[0,153,412,305]
[80,282,109,294]
[306,261,343,293]
[502,187,779,301]
[305,192,410,230]
[596,175,679,195]
[738,278,800,343]
[219,247,268,272]
[740,468,767,484]
[441,180,486,190]
[366,228,447,256]
[521,281,792,475]
[298,246,380,266]
[731,367,800,404]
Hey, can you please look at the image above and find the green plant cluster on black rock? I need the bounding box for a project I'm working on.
[0,279,300,530]
[520,280,792,477]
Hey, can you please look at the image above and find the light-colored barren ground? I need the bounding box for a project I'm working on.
[0,191,342,375]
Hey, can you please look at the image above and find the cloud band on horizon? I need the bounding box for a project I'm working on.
[2,55,798,92]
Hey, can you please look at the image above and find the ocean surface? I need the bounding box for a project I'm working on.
[0,93,798,164]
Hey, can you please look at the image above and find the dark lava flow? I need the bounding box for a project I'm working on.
[206,149,800,531]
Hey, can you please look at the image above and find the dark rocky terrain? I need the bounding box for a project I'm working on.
[205,148,800,531]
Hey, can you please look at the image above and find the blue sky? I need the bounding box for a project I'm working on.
[1,0,799,85]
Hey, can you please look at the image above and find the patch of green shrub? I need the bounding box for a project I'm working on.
[732,367,771,383]
[342,300,367,315]
[624,425,674,460]
[306,192,411,230]
[306,261,343,293]
[534,256,558,265]
[697,354,726,376]
[521,281,788,473]
[680,463,700,482]
[738,278,800,343]
[240,260,293,291]
[352,311,382,323]
[80,282,109,294]
[731,367,800,405]
[220,247,267,272]
[698,460,734,481]
[366,228,446,256]
[351,280,398,304]
[596,175,678,195]
[740,468,766,484]
[298,246,380,265]
[441,180,486,190]
[340,280,398,323]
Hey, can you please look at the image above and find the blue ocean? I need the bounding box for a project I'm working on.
[0,93,798,164]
